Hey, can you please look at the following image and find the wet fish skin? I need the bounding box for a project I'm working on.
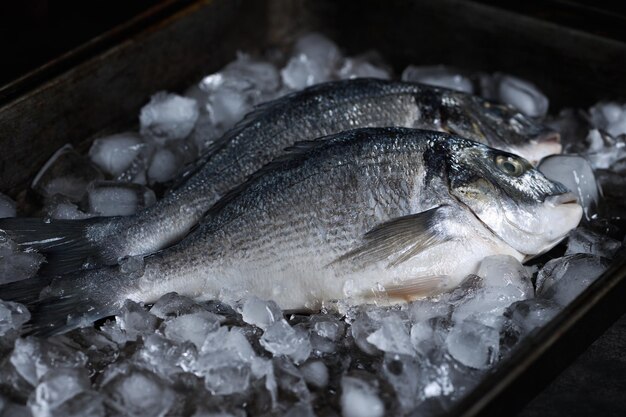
[0,79,558,274]
[11,128,580,335]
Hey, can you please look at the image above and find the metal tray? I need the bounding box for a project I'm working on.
[1,1,625,415]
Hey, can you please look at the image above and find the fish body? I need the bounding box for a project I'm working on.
[0,79,559,274]
[6,128,580,335]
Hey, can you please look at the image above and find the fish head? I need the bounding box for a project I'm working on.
[442,94,561,164]
[446,141,582,256]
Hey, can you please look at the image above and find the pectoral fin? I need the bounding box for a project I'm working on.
[332,205,452,268]
[383,275,448,301]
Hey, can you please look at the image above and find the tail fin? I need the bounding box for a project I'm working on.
[0,267,124,337]
[0,217,117,275]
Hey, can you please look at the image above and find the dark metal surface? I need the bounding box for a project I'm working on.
[0,1,625,415]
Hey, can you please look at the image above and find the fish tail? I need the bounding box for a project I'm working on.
[0,267,124,336]
[0,217,119,275]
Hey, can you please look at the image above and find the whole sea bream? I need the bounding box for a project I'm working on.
[0,79,561,275]
[3,128,581,335]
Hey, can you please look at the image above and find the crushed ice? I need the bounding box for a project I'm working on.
[0,32,625,417]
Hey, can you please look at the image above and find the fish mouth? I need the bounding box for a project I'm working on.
[545,192,578,206]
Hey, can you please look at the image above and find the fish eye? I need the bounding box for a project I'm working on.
[495,155,526,177]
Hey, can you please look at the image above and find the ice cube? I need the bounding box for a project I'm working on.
[241,296,282,330]
[273,357,310,402]
[28,367,104,417]
[260,319,311,364]
[337,53,391,80]
[299,360,329,389]
[536,254,611,305]
[309,314,345,354]
[505,298,561,335]
[33,144,104,202]
[140,92,199,143]
[538,154,598,220]
[149,292,206,319]
[10,337,87,386]
[596,168,626,200]
[491,74,549,118]
[382,354,420,412]
[476,255,533,295]
[0,238,45,284]
[545,108,590,154]
[410,318,449,356]
[85,181,156,216]
[45,199,92,220]
[408,298,451,323]
[101,300,158,344]
[282,33,340,91]
[350,307,406,355]
[283,403,316,417]
[566,227,621,258]
[401,65,474,94]
[163,311,221,349]
[194,348,252,395]
[340,376,385,417]
[134,333,194,379]
[102,368,177,417]
[584,129,626,169]
[0,193,16,218]
[147,147,182,184]
[88,133,145,177]
[0,300,30,336]
[589,101,626,137]
[445,318,500,369]
[366,317,414,356]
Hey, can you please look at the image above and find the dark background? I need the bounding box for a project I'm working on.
[0,1,625,416]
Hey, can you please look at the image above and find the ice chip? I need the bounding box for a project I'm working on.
[299,360,329,389]
[445,319,500,369]
[102,368,176,417]
[194,349,252,395]
[33,144,104,201]
[140,92,199,143]
[410,318,449,355]
[350,307,405,355]
[492,74,549,117]
[0,193,16,218]
[538,154,598,220]
[536,254,611,305]
[85,181,156,216]
[401,65,474,94]
[566,227,621,258]
[273,357,311,402]
[260,319,311,364]
[163,311,221,348]
[10,337,87,386]
[584,129,626,169]
[366,317,414,356]
[241,296,282,330]
[88,133,145,177]
[0,300,30,336]
[340,376,384,417]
